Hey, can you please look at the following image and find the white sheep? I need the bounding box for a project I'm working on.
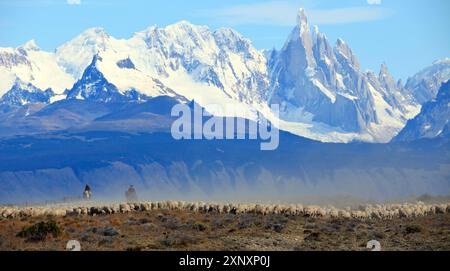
[222,204,230,214]
[119,203,131,213]
[1,201,449,220]
[191,202,199,212]
[328,208,340,219]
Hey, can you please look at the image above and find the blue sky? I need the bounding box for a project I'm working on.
[0,0,448,80]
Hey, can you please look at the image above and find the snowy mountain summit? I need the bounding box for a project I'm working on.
[394,80,450,142]
[267,9,422,142]
[0,8,449,143]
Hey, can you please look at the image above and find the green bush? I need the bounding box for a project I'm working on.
[405,224,423,234]
[192,222,207,232]
[17,221,62,242]
[161,233,198,248]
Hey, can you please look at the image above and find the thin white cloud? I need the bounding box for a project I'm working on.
[0,0,112,8]
[367,0,382,5]
[308,7,392,24]
[0,0,59,7]
[197,1,393,26]
[67,0,81,5]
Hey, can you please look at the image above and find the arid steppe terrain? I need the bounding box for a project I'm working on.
[1,200,449,251]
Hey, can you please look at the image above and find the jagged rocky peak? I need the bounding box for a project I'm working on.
[394,80,450,142]
[312,28,334,64]
[433,57,450,65]
[267,7,420,139]
[20,40,40,52]
[66,53,119,101]
[334,38,359,70]
[379,63,397,88]
[312,25,319,37]
[133,25,174,52]
[213,28,251,53]
[66,53,154,103]
[169,20,198,28]
[0,41,36,68]
[404,58,450,104]
[0,50,30,69]
[61,27,111,53]
[12,77,30,88]
[379,63,390,77]
[365,70,379,86]
[55,27,112,79]
[289,8,360,72]
[131,25,158,45]
[0,78,53,106]
[296,8,309,32]
[311,25,321,42]
[136,20,218,59]
[81,27,110,41]
[274,8,318,82]
[292,8,315,66]
[164,20,212,39]
[79,54,104,81]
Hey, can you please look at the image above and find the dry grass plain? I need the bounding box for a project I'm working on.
[0,210,449,251]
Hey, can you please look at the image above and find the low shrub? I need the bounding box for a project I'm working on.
[17,221,62,242]
[192,222,207,232]
[405,224,423,234]
[161,233,199,247]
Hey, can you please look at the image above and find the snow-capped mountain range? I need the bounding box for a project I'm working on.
[394,80,450,142]
[403,58,450,104]
[0,9,449,143]
[267,9,421,142]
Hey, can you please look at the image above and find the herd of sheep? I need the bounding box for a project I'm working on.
[1,201,449,220]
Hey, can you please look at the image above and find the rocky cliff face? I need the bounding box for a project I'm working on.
[0,40,75,98]
[0,79,53,106]
[268,9,418,140]
[394,80,450,142]
[404,58,450,104]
